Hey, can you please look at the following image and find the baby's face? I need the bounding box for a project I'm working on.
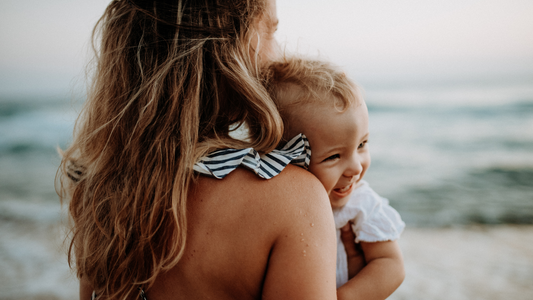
[296,100,370,209]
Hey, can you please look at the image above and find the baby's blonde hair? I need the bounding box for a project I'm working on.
[263,56,362,139]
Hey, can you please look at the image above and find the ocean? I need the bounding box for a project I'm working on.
[361,77,533,227]
[1,78,533,227]
[1,77,532,298]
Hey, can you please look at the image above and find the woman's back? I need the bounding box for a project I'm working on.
[66,1,342,298]
[149,165,337,299]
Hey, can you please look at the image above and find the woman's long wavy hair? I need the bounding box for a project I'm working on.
[57,0,283,298]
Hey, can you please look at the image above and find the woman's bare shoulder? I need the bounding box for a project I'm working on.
[218,165,337,299]
[192,164,332,234]
[201,164,329,212]
[225,164,324,194]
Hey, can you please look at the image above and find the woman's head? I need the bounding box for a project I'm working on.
[116,0,279,66]
[90,0,282,150]
[59,0,283,298]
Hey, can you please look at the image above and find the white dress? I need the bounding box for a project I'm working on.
[333,180,405,288]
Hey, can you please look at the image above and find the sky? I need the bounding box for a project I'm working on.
[1,0,532,97]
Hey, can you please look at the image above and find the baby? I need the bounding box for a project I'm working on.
[264,57,406,299]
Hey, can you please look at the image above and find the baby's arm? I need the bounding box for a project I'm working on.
[339,223,366,278]
[337,240,405,300]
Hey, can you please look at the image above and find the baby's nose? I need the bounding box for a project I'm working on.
[344,158,363,178]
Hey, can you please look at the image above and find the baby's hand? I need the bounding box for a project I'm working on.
[340,223,366,279]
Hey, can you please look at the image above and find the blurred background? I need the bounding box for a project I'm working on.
[1,0,532,299]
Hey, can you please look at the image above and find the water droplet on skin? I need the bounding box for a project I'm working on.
[301,238,304,242]
[303,254,306,257]
[300,233,304,236]
[303,250,306,254]
[310,223,314,227]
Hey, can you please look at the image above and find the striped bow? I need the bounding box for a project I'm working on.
[193,134,311,179]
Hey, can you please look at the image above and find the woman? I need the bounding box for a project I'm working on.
[59,0,360,299]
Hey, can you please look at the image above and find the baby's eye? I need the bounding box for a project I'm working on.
[322,154,340,162]
[358,140,368,149]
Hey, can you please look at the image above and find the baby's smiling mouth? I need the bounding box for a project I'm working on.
[332,181,355,197]
[335,183,353,193]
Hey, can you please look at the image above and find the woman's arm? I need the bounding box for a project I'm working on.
[261,166,338,300]
[337,240,405,300]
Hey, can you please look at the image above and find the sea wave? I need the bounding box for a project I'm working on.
[389,166,533,226]
[0,100,76,156]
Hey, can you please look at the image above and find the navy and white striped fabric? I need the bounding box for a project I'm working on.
[194,134,310,179]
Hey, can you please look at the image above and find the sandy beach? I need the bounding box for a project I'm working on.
[2,221,533,300]
[392,226,533,300]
